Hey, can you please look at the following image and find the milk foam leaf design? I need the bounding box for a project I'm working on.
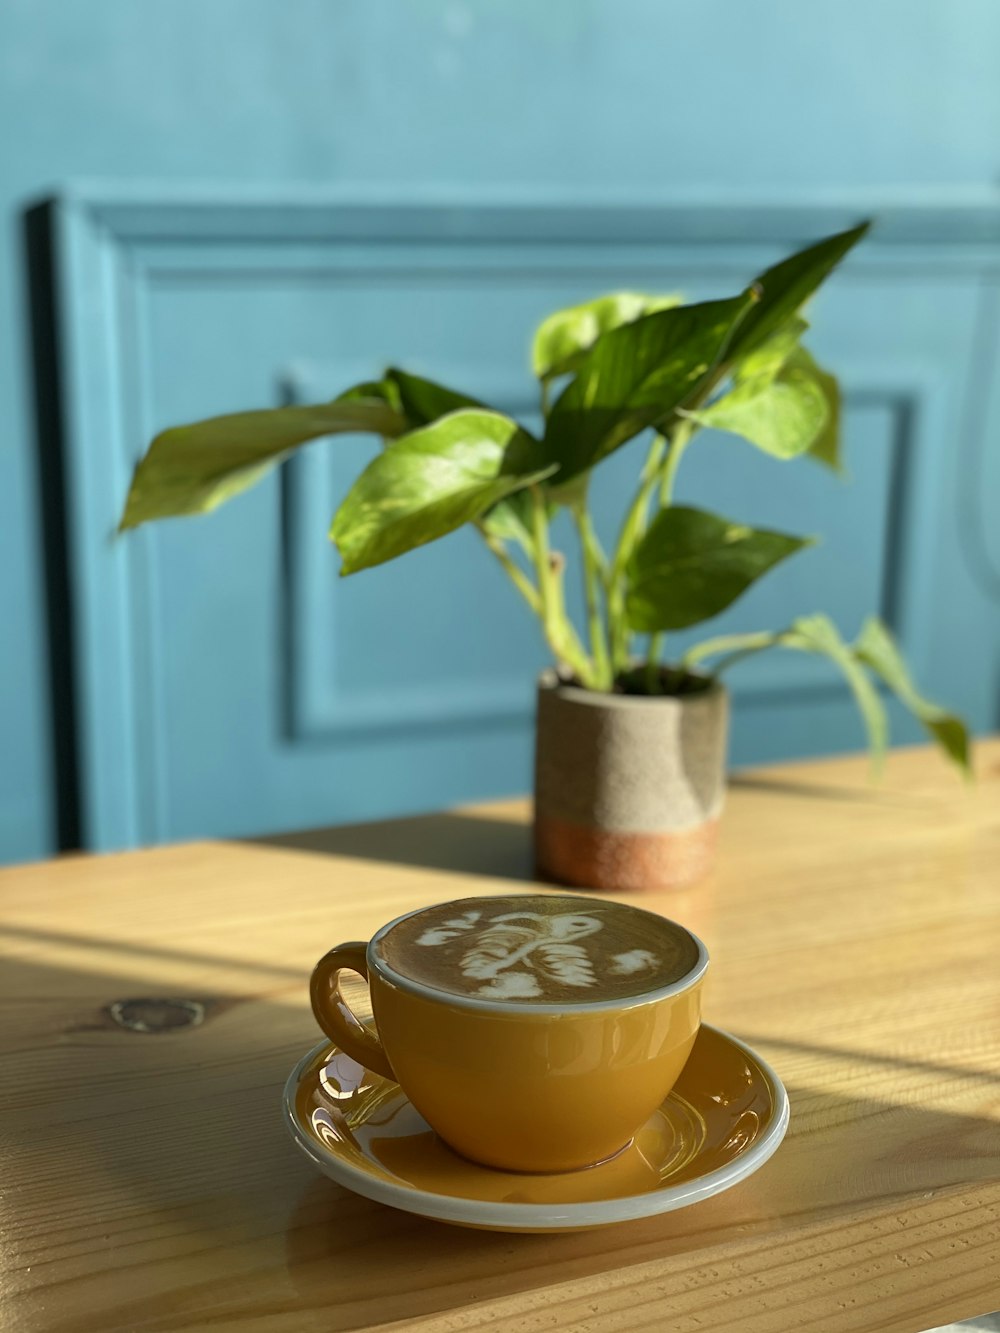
[544,913,605,941]
[537,942,596,988]
[460,923,537,981]
[415,927,464,946]
[462,939,520,981]
[610,949,660,976]
[415,909,481,947]
[443,911,481,929]
[458,911,604,988]
[476,972,542,1000]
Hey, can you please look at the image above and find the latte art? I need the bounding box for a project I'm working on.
[375,895,701,1004]
[415,908,660,999]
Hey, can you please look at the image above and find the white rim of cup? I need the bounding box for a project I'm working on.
[366,894,709,1016]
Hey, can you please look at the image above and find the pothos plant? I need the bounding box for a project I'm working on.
[121,221,968,774]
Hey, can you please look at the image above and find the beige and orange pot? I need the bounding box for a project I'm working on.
[533,671,728,893]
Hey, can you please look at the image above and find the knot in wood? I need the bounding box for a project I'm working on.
[106,998,205,1034]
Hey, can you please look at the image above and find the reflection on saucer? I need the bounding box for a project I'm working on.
[319,1051,366,1100]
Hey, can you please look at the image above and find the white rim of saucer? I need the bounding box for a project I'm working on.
[282,1024,790,1230]
[367,894,710,1015]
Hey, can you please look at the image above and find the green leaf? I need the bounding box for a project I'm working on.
[384,368,485,425]
[734,316,809,383]
[543,293,756,483]
[726,222,871,362]
[626,505,812,632]
[854,617,970,773]
[375,369,538,555]
[688,359,828,459]
[781,614,887,767]
[479,487,538,554]
[335,378,404,415]
[546,469,590,509]
[699,323,844,468]
[377,369,542,546]
[119,398,407,530]
[532,291,682,381]
[789,347,843,472]
[330,409,555,574]
[681,613,968,777]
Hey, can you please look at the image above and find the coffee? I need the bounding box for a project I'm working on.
[312,897,708,1170]
[374,894,700,1005]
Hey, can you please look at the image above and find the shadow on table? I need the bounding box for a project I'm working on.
[244,810,535,882]
[739,1032,1000,1089]
[5,938,998,1332]
[280,1074,1000,1332]
[726,771,930,806]
[241,770,923,886]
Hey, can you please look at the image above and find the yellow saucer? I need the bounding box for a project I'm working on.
[283,1024,788,1232]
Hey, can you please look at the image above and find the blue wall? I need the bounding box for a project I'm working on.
[2,1,999,860]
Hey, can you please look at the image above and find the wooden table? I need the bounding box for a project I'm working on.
[2,743,999,1333]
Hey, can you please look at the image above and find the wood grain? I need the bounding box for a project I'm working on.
[1,742,998,1333]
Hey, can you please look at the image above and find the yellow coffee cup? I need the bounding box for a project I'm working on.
[310,893,708,1173]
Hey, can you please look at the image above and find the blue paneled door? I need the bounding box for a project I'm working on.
[51,191,1000,851]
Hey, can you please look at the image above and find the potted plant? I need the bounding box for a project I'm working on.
[120,221,968,891]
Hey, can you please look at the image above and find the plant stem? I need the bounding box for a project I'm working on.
[529,487,594,685]
[531,483,555,613]
[639,418,697,694]
[571,499,612,690]
[658,417,694,506]
[607,434,667,678]
[682,630,780,676]
[526,291,755,693]
[480,513,593,684]
[477,524,542,614]
[612,437,667,579]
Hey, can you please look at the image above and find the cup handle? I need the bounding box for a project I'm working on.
[309,942,396,1081]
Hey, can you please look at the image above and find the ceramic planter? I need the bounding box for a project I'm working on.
[533,673,728,892]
